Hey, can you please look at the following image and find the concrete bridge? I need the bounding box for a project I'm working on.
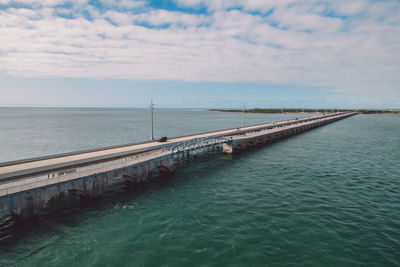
[0,112,356,218]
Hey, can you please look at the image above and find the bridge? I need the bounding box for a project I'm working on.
[0,112,356,218]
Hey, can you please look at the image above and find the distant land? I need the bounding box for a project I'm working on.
[208,108,400,114]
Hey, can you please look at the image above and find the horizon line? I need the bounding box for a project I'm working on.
[0,106,399,111]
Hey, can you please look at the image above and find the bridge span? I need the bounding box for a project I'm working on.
[0,112,356,218]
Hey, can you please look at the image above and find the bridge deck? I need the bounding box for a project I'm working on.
[0,113,355,197]
[0,115,321,181]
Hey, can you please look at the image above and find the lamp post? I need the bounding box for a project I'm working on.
[242,105,245,128]
[150,98,155,140]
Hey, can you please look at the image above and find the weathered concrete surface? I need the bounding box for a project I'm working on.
[0,157,174,218]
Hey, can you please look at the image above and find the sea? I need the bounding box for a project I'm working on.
[0,107,399,266]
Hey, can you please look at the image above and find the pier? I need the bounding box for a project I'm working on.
[0,112,356,218]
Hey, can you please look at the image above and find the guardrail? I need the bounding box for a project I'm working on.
[0,149,171,197]
[162,136,231,153]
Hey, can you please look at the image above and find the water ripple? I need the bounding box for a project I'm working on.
[1,114,400,266]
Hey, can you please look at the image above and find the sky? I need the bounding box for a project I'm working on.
[0,0,399,109]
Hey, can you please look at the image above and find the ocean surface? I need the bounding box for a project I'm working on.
[0,108,399,266]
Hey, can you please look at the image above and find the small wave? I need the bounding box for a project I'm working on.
[0,211,15,241]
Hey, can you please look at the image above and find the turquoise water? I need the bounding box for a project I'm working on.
[0,109,399,266]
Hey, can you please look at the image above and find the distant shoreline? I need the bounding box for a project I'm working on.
[208,108,400,114]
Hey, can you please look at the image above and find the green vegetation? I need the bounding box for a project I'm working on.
[208,108,400,114]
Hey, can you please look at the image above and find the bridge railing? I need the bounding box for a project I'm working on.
[162,136,231,154]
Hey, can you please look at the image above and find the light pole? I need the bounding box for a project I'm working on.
[242,105,245,128]
[150,98,155,140]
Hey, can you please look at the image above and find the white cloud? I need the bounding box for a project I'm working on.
[134,9,210,26]
[175,0,297,13]
[99,0,145,9]
[0,0,399,97]
[328,0,367,15]
[0,0,89,7]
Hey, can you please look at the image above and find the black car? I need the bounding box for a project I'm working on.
[157,136,168,142]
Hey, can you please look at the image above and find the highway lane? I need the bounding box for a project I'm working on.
[0,113,342,181]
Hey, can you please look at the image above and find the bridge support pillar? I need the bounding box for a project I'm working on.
[222,142,235,154]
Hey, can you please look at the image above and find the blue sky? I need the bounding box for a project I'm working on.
[0,0,399,108]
